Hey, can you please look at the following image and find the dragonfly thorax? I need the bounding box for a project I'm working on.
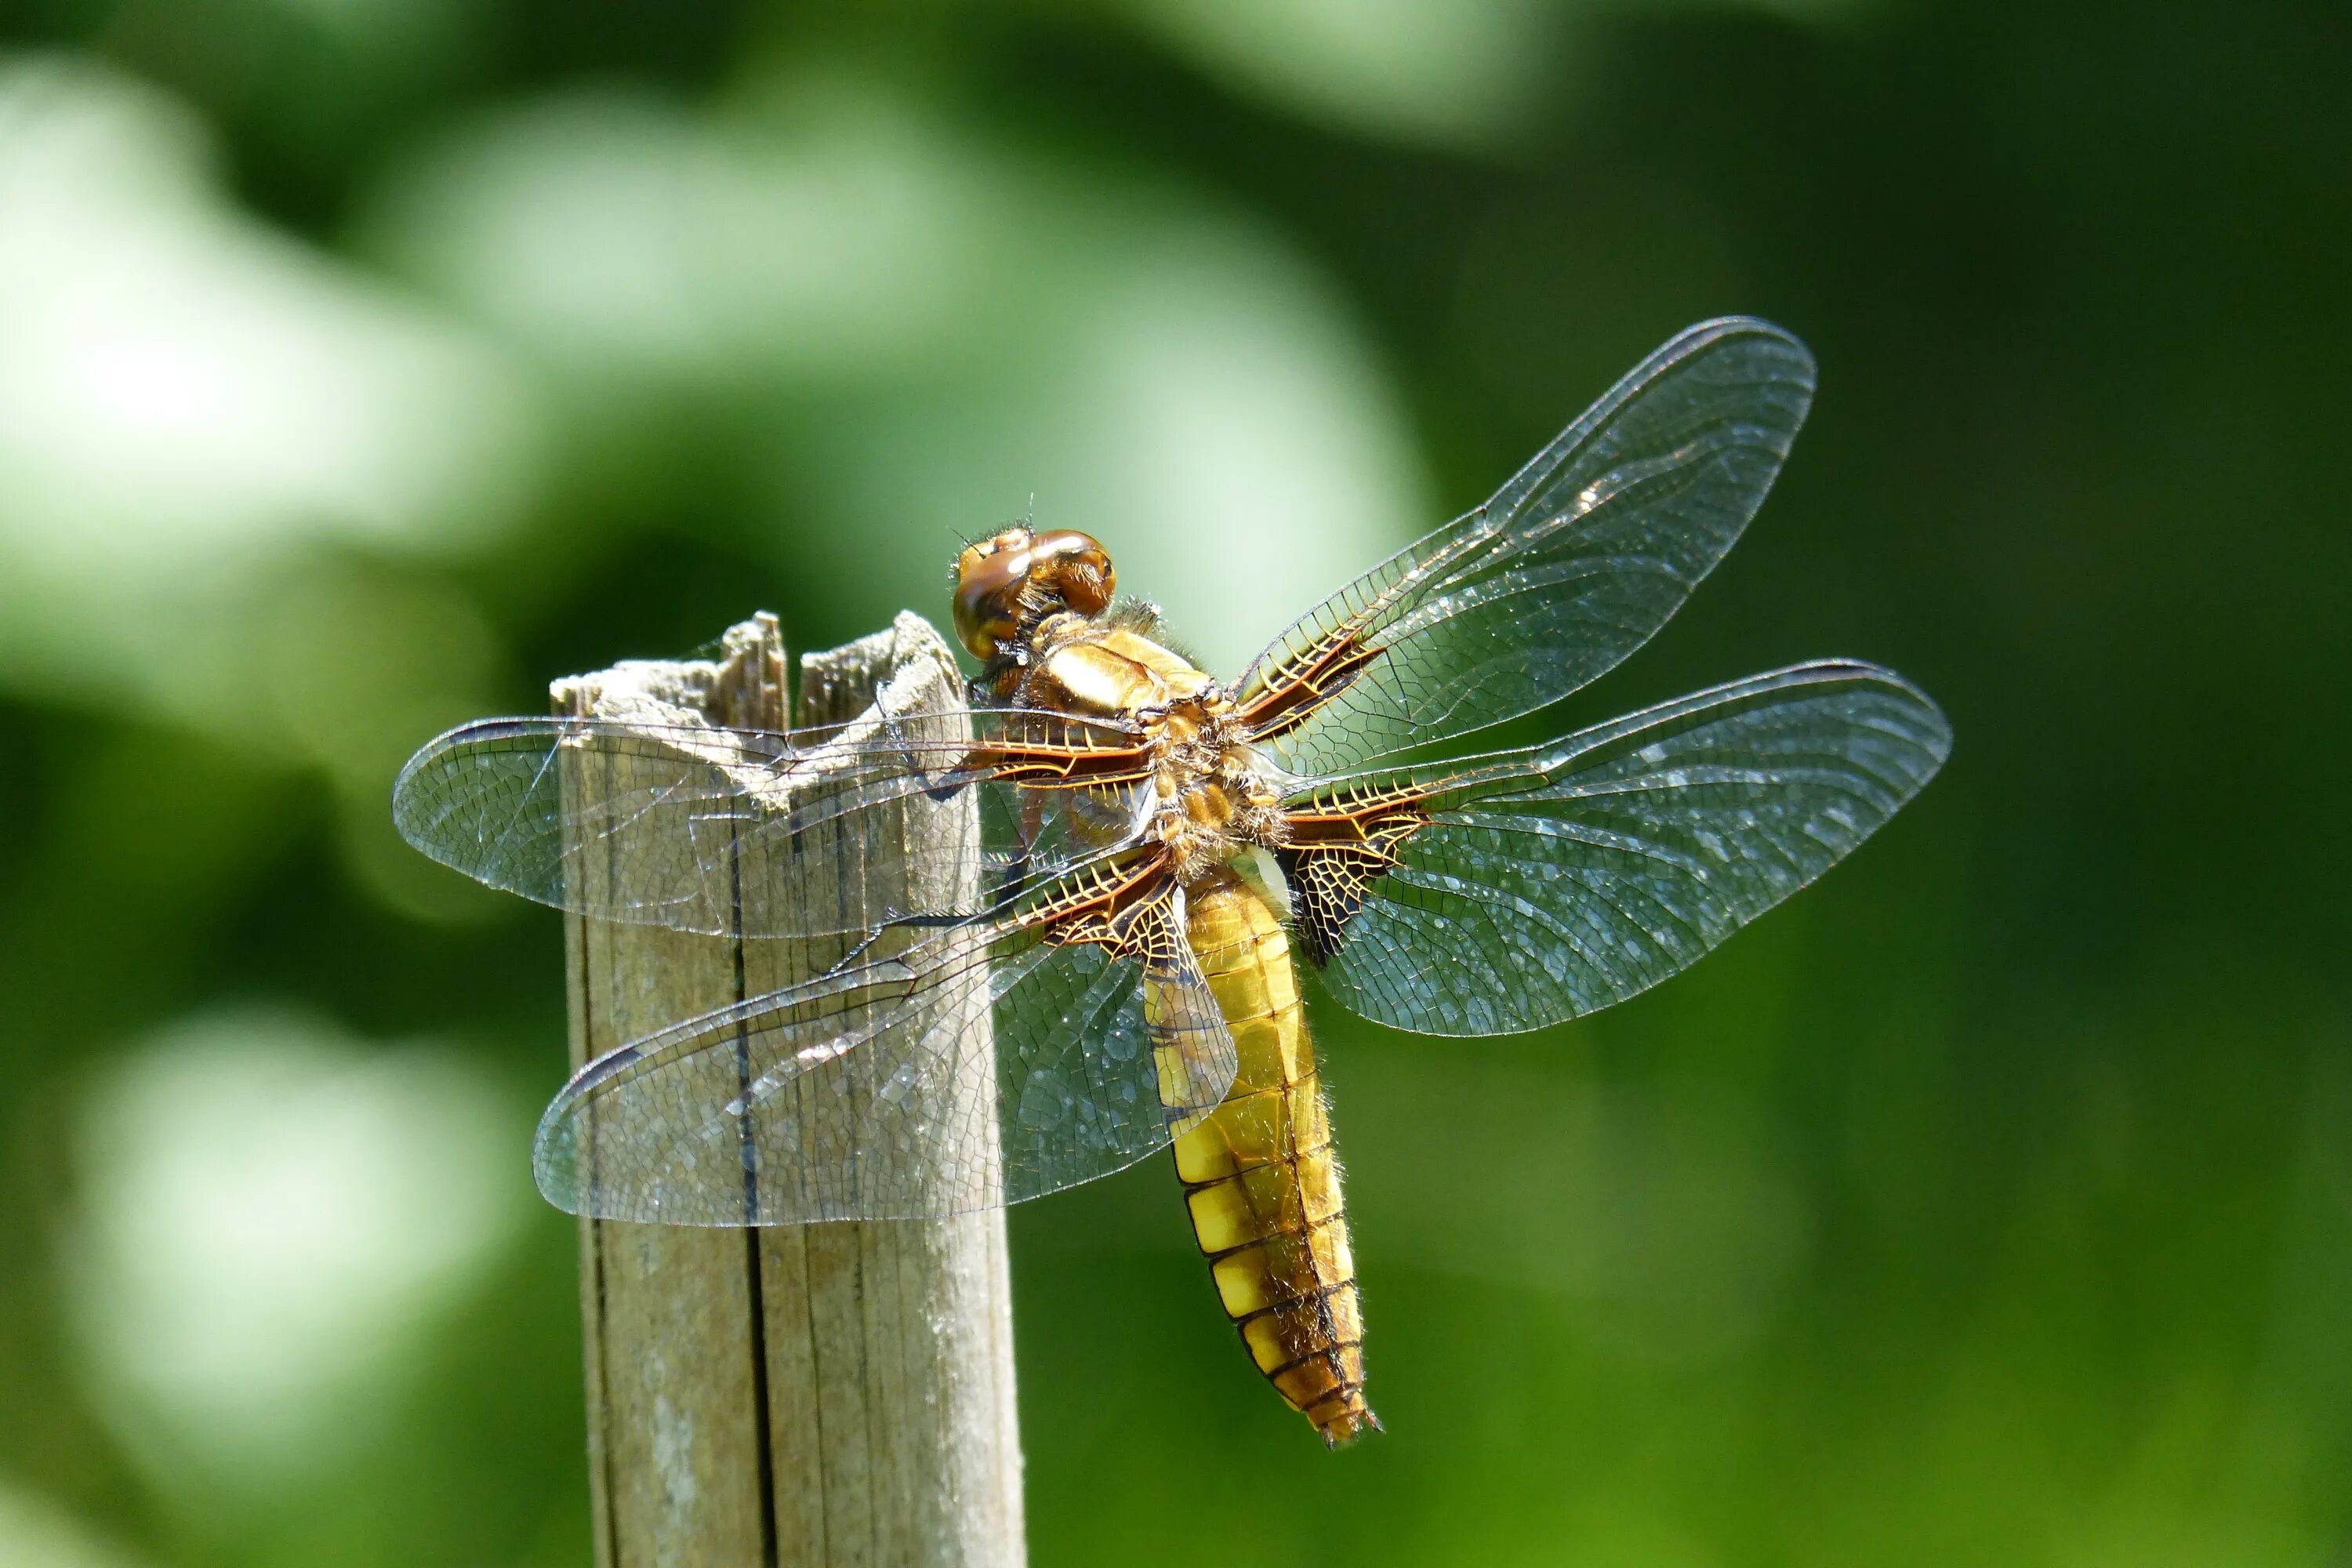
[1001,608,1289,884]
[1148,698,1288,885]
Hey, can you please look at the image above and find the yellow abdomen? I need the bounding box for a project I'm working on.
[1170,866,1375,1445]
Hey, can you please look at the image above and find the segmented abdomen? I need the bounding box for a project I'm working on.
[1169,866,1376,1445]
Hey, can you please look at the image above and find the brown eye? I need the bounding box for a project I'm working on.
[952,531,1033,659]
[949,527,1116,659]
[1027,530,1116,617]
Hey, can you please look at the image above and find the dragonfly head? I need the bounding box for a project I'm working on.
[953,526,1116,659]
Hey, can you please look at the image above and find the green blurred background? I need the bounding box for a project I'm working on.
[2,1,2347,1564]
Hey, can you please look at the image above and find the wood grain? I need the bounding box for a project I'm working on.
[557,612,1025,1568]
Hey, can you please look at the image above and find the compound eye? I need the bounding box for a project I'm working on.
[1027,530,1116,618]
[952,532,1033,659]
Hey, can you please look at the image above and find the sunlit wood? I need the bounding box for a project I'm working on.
[559,612,1025,1566]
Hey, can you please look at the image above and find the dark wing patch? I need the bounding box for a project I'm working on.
[1277,806,1430,967]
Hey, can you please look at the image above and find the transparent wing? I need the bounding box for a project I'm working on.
[391,707,1151,937]
[1237,318,1817,775]
[1283,661,1950,1035]
[532,884,1239,1224]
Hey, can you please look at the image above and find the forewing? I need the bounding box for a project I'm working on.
[1283,661,1951,1035]
[532,889,1237,1224]
[1237,318,1817,774]
[391,707,1150,937]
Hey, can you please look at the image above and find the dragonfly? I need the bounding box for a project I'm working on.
[394,317,1950,1446]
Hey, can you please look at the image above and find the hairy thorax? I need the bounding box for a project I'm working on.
[1010,611,1290,884]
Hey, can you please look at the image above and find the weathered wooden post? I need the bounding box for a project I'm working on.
[554,611,1025,1567]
